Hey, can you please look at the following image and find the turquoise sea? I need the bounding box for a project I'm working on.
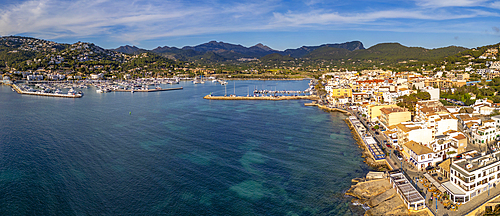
[0,80,370,215]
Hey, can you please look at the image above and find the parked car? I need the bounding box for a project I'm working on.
[375,131,379,135]
[386,144,392,148]
[397,154,403,161]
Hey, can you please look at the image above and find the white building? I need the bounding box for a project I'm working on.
[90,73,104,79]
[402,141,440,170]
[27,75,43,81]
[471,120,499,144]
[421,86,440,101]
[446,151,500,204]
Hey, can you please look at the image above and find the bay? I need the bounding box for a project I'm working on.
[0,80,370,215]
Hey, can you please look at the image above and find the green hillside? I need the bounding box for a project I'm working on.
[303,43,467,63]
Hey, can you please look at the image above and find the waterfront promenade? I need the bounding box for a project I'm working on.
[342,107,500,215]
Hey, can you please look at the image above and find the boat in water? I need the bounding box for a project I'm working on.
[193,79,205,84]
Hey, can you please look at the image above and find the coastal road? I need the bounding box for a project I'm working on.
[351,111,401,171]
[352,111,422,175]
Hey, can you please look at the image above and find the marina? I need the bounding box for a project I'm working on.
[10,83,83,98]
[6,77,184,97]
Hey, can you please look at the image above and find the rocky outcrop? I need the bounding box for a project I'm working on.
[367,188,395,207]
[365,196,407,216]
[345,179,392,200]
[346,178,430,216]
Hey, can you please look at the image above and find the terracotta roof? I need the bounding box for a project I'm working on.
[396,124,412,132]
[387,125,398,130]
[453,134,467,140]
[403,141,434,155]
[380,107,408,114]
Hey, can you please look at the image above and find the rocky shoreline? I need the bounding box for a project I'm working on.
[340,115,430,215]
[345,178,426,215]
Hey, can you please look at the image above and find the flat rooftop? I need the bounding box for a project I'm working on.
[453,152,500,175]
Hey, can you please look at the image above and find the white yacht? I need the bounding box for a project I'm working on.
[193,79,205,84]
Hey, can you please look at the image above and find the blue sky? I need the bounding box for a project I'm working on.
[0,0,500,50]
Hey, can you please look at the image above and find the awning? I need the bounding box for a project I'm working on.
[424,173,442,189]
[442,181,466,195]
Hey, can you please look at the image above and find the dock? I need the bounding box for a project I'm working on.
[10,84,82,98]
[203,95,319,101]
[113,87,183,92]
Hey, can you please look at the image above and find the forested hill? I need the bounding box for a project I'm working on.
[303,43,467,63]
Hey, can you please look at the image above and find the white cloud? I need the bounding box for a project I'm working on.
[489,1,500,8]
[270,9,485,27]
[414,0,489,7]
[0,0,499,45]
[0,0,276,43]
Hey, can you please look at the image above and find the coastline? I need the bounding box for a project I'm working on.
[316,105,407,215]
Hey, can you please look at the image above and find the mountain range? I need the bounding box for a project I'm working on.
[112,41,366,61]
[0,35,483,72]
[111,40,469,64]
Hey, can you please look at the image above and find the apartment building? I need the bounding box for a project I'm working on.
[379,107,411,127]
[445,152,500,204]
[471,120,499,144]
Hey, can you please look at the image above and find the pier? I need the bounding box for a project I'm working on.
[203,95,319,101]
[113,87,183,92]
[10,84,83,98]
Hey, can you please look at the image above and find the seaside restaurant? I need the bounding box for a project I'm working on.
[389,171,426,211]
[363,136,386,160]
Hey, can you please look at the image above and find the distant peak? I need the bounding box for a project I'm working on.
[251,43,274,51]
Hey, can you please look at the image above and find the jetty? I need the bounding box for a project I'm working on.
[10,84,83,98]
[203,95,319,101]
[113,87,183,92]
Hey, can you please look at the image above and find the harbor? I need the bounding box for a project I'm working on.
[10,83,83,98]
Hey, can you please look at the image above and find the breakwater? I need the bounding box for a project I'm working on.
[203,95,319,101]
[10,84,82,98]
